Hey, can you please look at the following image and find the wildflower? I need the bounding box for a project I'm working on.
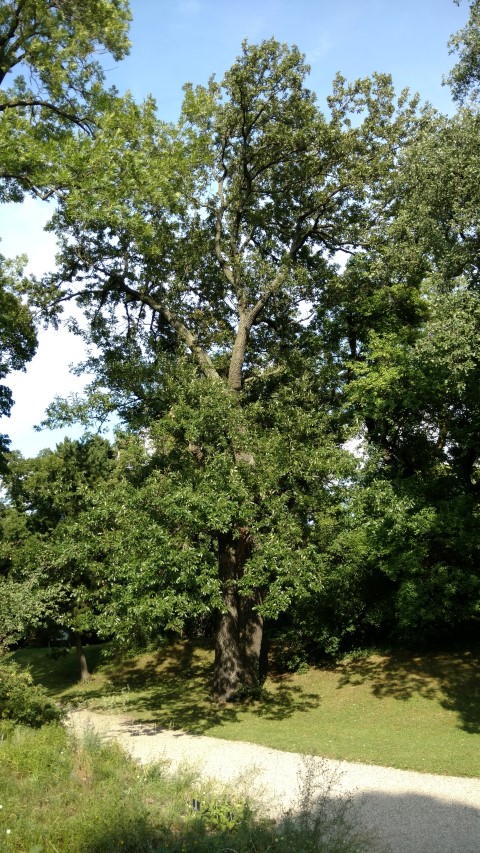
[6,829,11,834]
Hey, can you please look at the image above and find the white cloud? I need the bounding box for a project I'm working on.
[0,199,92,456]
[305,36,334,66]
[0,196,57,275]
[5,321,91,455]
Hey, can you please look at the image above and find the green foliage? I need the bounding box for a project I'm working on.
[194,795,248,833]
[0,0,131,199]
[447,0,480,103]
[4,434,116,527]
[0,255,37,463]
[0,572,65,651]
[4,16,480,692]
[0,659,62,726]
[0,436,116,649]
[0,722,371,852]
[0,1,131,458]
[35,39,427,695]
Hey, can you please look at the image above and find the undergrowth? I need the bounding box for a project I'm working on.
[0,659,63,728]
[0,723,376,852]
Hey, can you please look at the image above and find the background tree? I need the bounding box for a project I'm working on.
[268,74,480,660]
[0,254,36,466]
[0,0,131,200]
[0,435,116,677]
[2,6,479,687]
[0,0,131,462]
[322,94,480,650]
[447,0,480,104]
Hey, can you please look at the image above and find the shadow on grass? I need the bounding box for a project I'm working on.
[18,641,320,734]
[100,642,318,733]
[75,811,276,853]
[10,644,109,692]
[69,776,376,853]
[336,649,480,734]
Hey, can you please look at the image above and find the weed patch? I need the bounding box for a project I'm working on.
[0,724,374,852]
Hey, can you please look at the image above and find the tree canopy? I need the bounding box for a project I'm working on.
[0,0,131,200]
[2,4,480,697]
[447,0,480,103]
[36,38,432,698]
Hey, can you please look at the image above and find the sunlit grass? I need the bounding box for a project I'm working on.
[11,640,480,777]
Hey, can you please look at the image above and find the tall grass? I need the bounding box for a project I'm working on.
[0,723,376,853]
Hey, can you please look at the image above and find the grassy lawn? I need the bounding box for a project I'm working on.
[11,640,480,778]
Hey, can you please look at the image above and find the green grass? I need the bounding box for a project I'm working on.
[11,640,480,778]
[0,723,373,853]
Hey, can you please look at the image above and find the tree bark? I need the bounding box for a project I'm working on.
[228,318,250,391]
[213,588,243,702]
[213,530,265,701]
[238,592,265,685]
[74,631,90,682]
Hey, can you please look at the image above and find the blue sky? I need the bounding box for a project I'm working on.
[109,0,468,118]
[1,0,471,456]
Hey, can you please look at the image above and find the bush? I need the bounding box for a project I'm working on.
[0,659,63,727]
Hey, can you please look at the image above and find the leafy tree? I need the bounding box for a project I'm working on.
[42,41,423,698]
[0,435,116,677]
[273,279,480,658]
[0,254,36,466]
[447,0,480,104]
[263,29,480,659]
[329,97,480,647]
[0,1,131,461]
[0,0,131,200]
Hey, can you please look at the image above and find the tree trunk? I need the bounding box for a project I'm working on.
[213,589,243,702]
[238,594,265,686]
[213,530,265,701]
[74,631,90,682]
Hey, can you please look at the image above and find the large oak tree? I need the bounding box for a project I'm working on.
[43,40,423,698]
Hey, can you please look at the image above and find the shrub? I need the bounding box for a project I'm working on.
[0,659,63,727]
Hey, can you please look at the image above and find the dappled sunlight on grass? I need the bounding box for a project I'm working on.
[336,650,480,734]
[13,642,320,731]
[11,641,480,776]
[65,642,321,733]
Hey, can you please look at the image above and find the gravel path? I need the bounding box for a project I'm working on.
[68,709,480,853]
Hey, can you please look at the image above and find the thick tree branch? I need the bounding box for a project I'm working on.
[248,270,286,328]
[227,267,287,392]
[215,173,236,289]
[0,99,92,130]
[114,278,223,385]
[0,0,27,55]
